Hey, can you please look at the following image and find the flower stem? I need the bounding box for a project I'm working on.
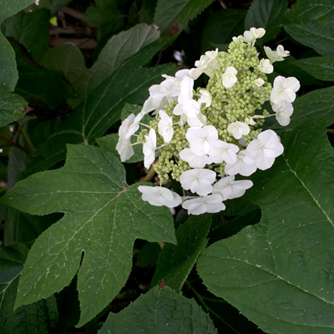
[143,165,156,182]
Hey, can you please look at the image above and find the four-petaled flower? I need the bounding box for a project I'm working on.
[271,76,300,104]
[182,195,225,215]
[227,121,250,140]
[180,169,216,196]
[246,130,284,170]
[138,186,182,208]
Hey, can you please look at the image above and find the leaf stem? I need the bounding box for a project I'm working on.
[20,127,35,152]
[143,165,156,182]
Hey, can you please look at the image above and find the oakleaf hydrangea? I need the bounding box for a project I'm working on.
[116,27,300,215]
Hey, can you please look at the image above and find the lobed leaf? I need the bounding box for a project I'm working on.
[98,286,217,334]
[1,144,176,327]
[198,122,334,334]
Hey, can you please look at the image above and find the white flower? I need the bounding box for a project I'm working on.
[271,76,300,104]
[227,121,250,140]
[192,49,219,78]
[178,76,194,104]
[243,27,266,43]
[232,35,243,41]
[125,112,145,139]
[116,138,134,162]
[209,140,239,164]
[143,129,156,168]
[186,112,207,127]
[258,59,273,74]
[246,129,284,170]
[254,78,265,87]
[222,66,238,88]
[158,110,173,143]
[198,89,212,108]
[212,176,253,200]
[272,101,293,126]
[138,186,182,208]
[225,150,257,176]
[116,114,136,161]
[245,117,256,126]
[180,168,216,196]
[182,99,201,118]
[186,125,218,156]
[182,194,225,215]
[264,45,289,62]
[141,84,168,113]
[179,148,212,168]
[276,45,290,60]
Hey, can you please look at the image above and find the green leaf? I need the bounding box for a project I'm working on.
[14,44,74,109]
[41,23,160,107]
[98,286,218,334]
[209,208,261,245]
[151,214,212,292]
[290,86,334,128]
[139,0,157,24]
[135,242,161,268]
[154,0,215,35]
[0,32,18,90]
[0,243,27,326]
[294,56,334,81]
[5,297,58,334]
[198,122,334,334]
[4,8,51,62]
[1,144,176,327]
[245,0,288,44]
[0,0,35,22]
[26,48,175,175]
[49,0,74,15]
[84,0,123,41]
[0,88,27,128]
[283,0,334,56]
[201,9,246,53]
[272,55,323,87]
[0,243,58,334]
[0,0,35,90]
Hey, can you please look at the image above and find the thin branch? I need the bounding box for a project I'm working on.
[61,7,86,22]
[0,134,31,156]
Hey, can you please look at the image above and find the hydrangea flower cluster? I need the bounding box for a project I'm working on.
[116,28,300,215]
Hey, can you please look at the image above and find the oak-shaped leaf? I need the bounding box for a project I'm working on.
[98,286,217,334]
[0,144,176,327]
[197,122,334,333]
